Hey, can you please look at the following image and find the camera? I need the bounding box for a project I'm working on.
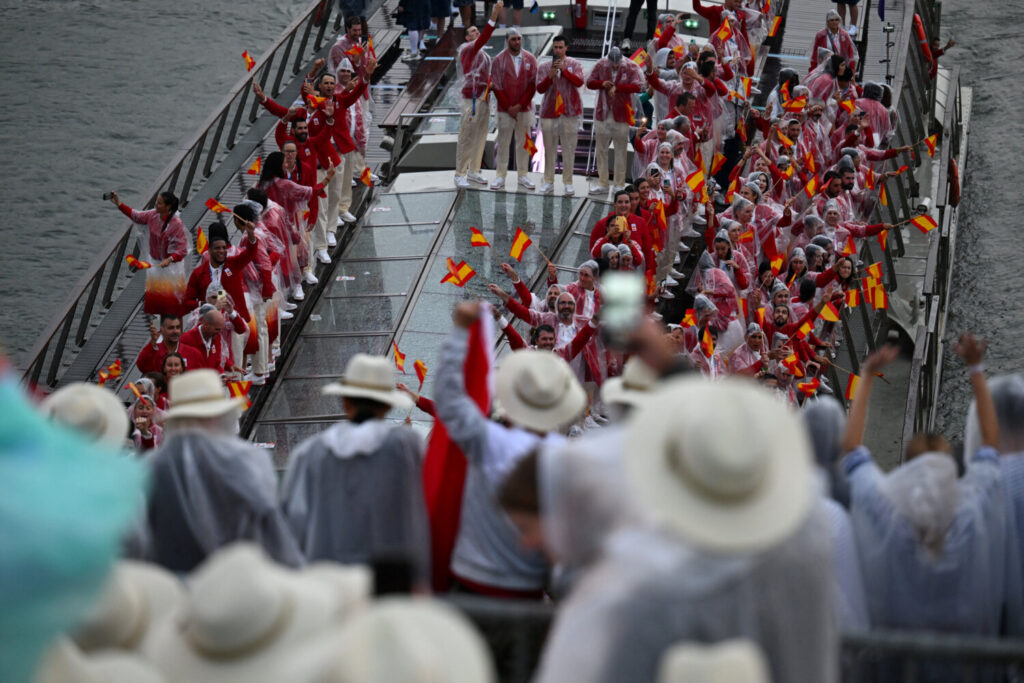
[882,23,895,33]
[102,191,115,201]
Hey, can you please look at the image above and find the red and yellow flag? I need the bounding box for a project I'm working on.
[197,227,209,255]
[681,309,697,327]
[736,117,748,144]
[414,359,428,387]
[685,168,706,193]
[654,24,662,38]
[782,352,804,378]
[710,153,726,176]
[802,175,820,198]
[392,341,407,373]
[524,136,538,156]
[794,319,814,341]
[820,301,842,322]
[842,235,856,256]
[715,18,734,42]
[878,183,888,206]
[846,288,861,308]
[126,255,151,269]
[726,176,740,202]
[242,50,256,71]
[910,214,938,234]
[509,227,533,262]
[803,150,816,176]
[228,380,253,409]
[839,99,856,114]
[763,237,784,276]
[305,94,328,109]
[368,35,377,59]
[768,15,782,37]
[441,258,476,287]
[871,286,888,310]
[629,47,648,65]
[863,167,875,190]
[246,157,262,175]
[780,164,794,179]
[360,167,374,187]
[740,76,752,99]
[845,373,861,400]
[126,381,145,403]
[700,326,716,358]
[797,378,821,397]
[469,227,490,247]
[923,134,938,158]
[97,359,122,386]
[624,102,636,126]
[893,164,909,176]
[864,262,883,280]
[737,227,755,243]
[345,44,364,57]
[205,198,231,214]
[878,229,889,250]
[755,307,766,327]
[783,95,807,112]
[554,92,566,116]
[776,130,795,149]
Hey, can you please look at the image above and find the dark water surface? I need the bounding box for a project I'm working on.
[0,0,303,362]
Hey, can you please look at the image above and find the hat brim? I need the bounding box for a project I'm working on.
[494,352,586,433]
[625,377,813,554]
[40,384,131,447]
[321,383,413,410]
[164,396,248,420]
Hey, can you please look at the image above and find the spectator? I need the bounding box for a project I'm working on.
[587,48,644,195]
[136,314,202,375]
[489,30,538,191]
[536,35,585,195]
[452,1,503,188]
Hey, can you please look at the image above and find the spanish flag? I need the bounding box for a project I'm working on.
[863,167,875,190]
[246,157,262,175]
[755,307,766,327]
[842,235,856,256]
[923,134,938,158]
[624,102,636,126]
[783,95,807,112]
[654,24,662,38]
[710,153,726,175]
[763,237,784,276]
[893,164,909,176]
[392,341,407,373]
[524,136,538,157]
[672,45,687,58]
[681,309,697,327]
[368,35,377,59]
[878,230,888,250]
[205,198,231,214]
[700,326,715,358]
[803,150,816,176]
[360,167,374,187]
[846,288,861,308]
[305,94,327,109]
[797,378,821,397]
[776,130,795,149]
[441,258,476,287]
[872,286,888,310]
[736,117,748,143]
[126,382,145,403]
[196,228,208,255]
[715,18,734,42]
[910,214,938,234]
[768,15,782,37]
[685,168,706,193]
[345,44,364,57]
[228,380,253,409]
[726,176,740,202]
[802,175,819,199]
[844,373,860,400]
[820,301,842,322]
[781,352,804,378]
[242,50,256,71]
[780,164,794,180]
[98,359,123,386]
[740,76,752,98]
[794,319,814,341]
[839,99,856,114]
[509,227,533,262]
[469,227,490,247]
[414,359,428,386]
[737,227,755,243]
[864,262,883,280]
[554,91,566,116]
[629,47,648,65]
[126,255,152,269]
[878,183,888,206]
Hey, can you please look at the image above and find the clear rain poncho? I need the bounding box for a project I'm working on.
[280,420,431,582]
[145,430,303,572]
[534,513,837,683]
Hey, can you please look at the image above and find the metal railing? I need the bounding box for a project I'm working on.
[21,0,349,389]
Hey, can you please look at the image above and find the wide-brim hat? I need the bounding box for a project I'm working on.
[321,353,412,409]
[164,370,247,420]
[656,639,770,683]
[625,377,814,554]
[73,561,185,653]
[35,639,166,683]
[142,544,351,683]
[40,383,130,447]
[494,350,586,433]
[600,358,659,408]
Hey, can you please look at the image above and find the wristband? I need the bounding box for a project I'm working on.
[968,363,985,377]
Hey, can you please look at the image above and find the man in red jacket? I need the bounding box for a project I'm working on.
[586,48,643,195]
[536,35,585,195]
[136,313,204,374]
[489,29,538,191]
[454,1,503,189]
[179,306,229,374]
[589,190,655,270]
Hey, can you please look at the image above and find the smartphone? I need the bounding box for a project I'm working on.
[103,191,115,201]
[600,272,646,351]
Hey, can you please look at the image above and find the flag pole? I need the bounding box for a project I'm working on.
[532,241,553,266]
[889,213,929,229]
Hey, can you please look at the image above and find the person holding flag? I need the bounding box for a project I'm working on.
[586,47,644,195]
[328,16,369,83]
[810,11,858,72]
[489,28,538,191]
[453,1,504,189]
[536,35,584,195]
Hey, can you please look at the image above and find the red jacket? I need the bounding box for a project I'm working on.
[307,80,368,156]
[179,327,228,373]
[590,211,655,269]
[184,237,258,321]
[458,22,496,99]
[136,339,204,374]
[260,97,340,169]
[491,49,538,113]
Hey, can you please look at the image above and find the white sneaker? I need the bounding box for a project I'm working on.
[246,373,267,386]
[612,185,626,193]
[691,214,707,226]
[327,232,337,247]
[292,284,305,301]
[583,415,601,430]
[490,177,506,190]
[661,290,676,300]
[336,215,345,226]
[351,179,357,187]
[679,243,691,253]
[283,301,297,311]
[673,253,681,265]
[664,275,679,287]
[847,24,858,37]
[454,175,471,188]
[467,172,488,185]
[669,268,684,278]
[564,185,575,196]
[538,182,554,194]
[622,38,632,51]
[280,309,294,320]
[304,271,319,285]
[650,311,663,320]
[401,49,421,63]
[518,176,536,190]
[316,249,331,264]
[588,184,608,195]
[340,211,357,223]
[370,173,380,184]
[681,226,701,238]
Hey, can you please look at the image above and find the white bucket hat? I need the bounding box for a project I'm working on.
[657,639,770,683]
[35,638,166,683]
[164,370,248,420]
[600,357,659,408]
[73,561,185,653]
[322,353,413,409]
[494,350,586,433]
[40,383,129,447]
[626,377,814,553]
[303,562,374,619]
[313,597,496,683]
[142,544,354,683]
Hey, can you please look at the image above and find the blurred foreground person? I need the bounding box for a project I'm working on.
[145,370,303,572]
[657,640,771,683]
[535,377,837,683]
[282,353,430,583]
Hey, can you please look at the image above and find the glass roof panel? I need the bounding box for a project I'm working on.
[362,191,456,226]
[306,295,407,334]
[253,419,433,468]
[347,223,438,259]
[261,379,343,422]
[286,335,390,376]
[323,258,422,297]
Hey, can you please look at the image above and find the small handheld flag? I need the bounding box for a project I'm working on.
[797,378,821,398]
[681,310,697,328]
[197,227,208,255]
[781,352,804,378]
[685,168,706,193]
[305,94,327,109]
[629,47,648,65]
[839,99,856,114]
[205,198,231,214]
[97,359,122,386]
[441,258,476,287]
[910,214,938,233]
[227,380,253,409]
[242,50,256,71]
[469,227,491,248]
[923,134,938,158]
[246,157,262,175]
[392,341,407,373]
[414,359,428,387]
[715,18,734,42]
[524,136,538,157]
[344,44,364,57]
[802,175,820,198]
[554,92,566,116]
[700,326,715,358]
[864,262,883,280]
[820,302,842,322]
[776,130,795,149]
[624,102,636,126]
[845,373,860,400]
[509,227,533,262]
[359,167,374,187]
[126,255,151,270]
[845,289,861,308]
[710,153,726,175]
[768,15,782,37]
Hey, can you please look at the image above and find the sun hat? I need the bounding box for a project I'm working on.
[164,370,248,420]
[600,358,659,408]
[73,561,185,653]
[656,639,770,683]
[313,597,496,683]
[142,544,354,683]
[303,562,373,619]
[40,383,129,447]
[35,638,167,683]
[322,354,413,409]
[494,350,586,433]
[625,377,814,553]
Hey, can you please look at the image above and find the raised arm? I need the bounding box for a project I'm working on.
[434,303,493,458]
[955,333,999,449]
[841,345,899,452]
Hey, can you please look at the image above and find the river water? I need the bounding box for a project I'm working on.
[0,0,1018,434]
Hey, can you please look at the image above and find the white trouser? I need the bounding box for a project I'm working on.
[230,326,249,375]
[249,298,270,376]
[456,97,491,177]
[340,149,365,214]
[594,119,629,189]
[541,115,580,185]
[313,168,345,251]
[495,110,534,179]
[656,213,684,282]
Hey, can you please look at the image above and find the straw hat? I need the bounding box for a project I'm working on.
[656,640,770,683]
[34,639,166,683]
[494,350,586,433]
[314,597,496,683]
[322,353,412,409]
[142,544,352,683]
[73,561,185,653]
[626,377,813,553]
[164,370,247,420]
[302,562,374,619]
[40,383,129,447]
[600,358,659,408]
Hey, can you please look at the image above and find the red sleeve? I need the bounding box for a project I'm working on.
[734,267,749,290]
[505,297,538,325]
[617,79,641,95]
[536,74,553,94]
[338,79,368,107]
[691,0,720,25]
[656,23,675,50]
[810,35,823,70]
[587,74,605,90]
[261,96,291,119]
[813,264,837,287]
[629,241,644,269]
[711,78,729,96]
[118,203,133,218]
[504,323,527,350]
[311,133,341,168]
[633,131,648,153]
[138,432,156,450]
[591,237,608,259]
[767,162,783,185]
[415,395,437,417]
[274,120,289,149]
[564,323,597,361]
[735,359,763,376]
[701,78,718,97]
[864,223,886,237]
[512,279,533,306]
[184,268,204,311]
[719,62,735,81]
[563,69,584,87]
[229,236,258,270]
[474,22,494,54]
[229,314,247,334]
[781,306,820,335]
[752,115,770,138]
[136,343,158,374]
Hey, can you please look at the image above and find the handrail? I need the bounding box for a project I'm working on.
[21,0,346,387]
